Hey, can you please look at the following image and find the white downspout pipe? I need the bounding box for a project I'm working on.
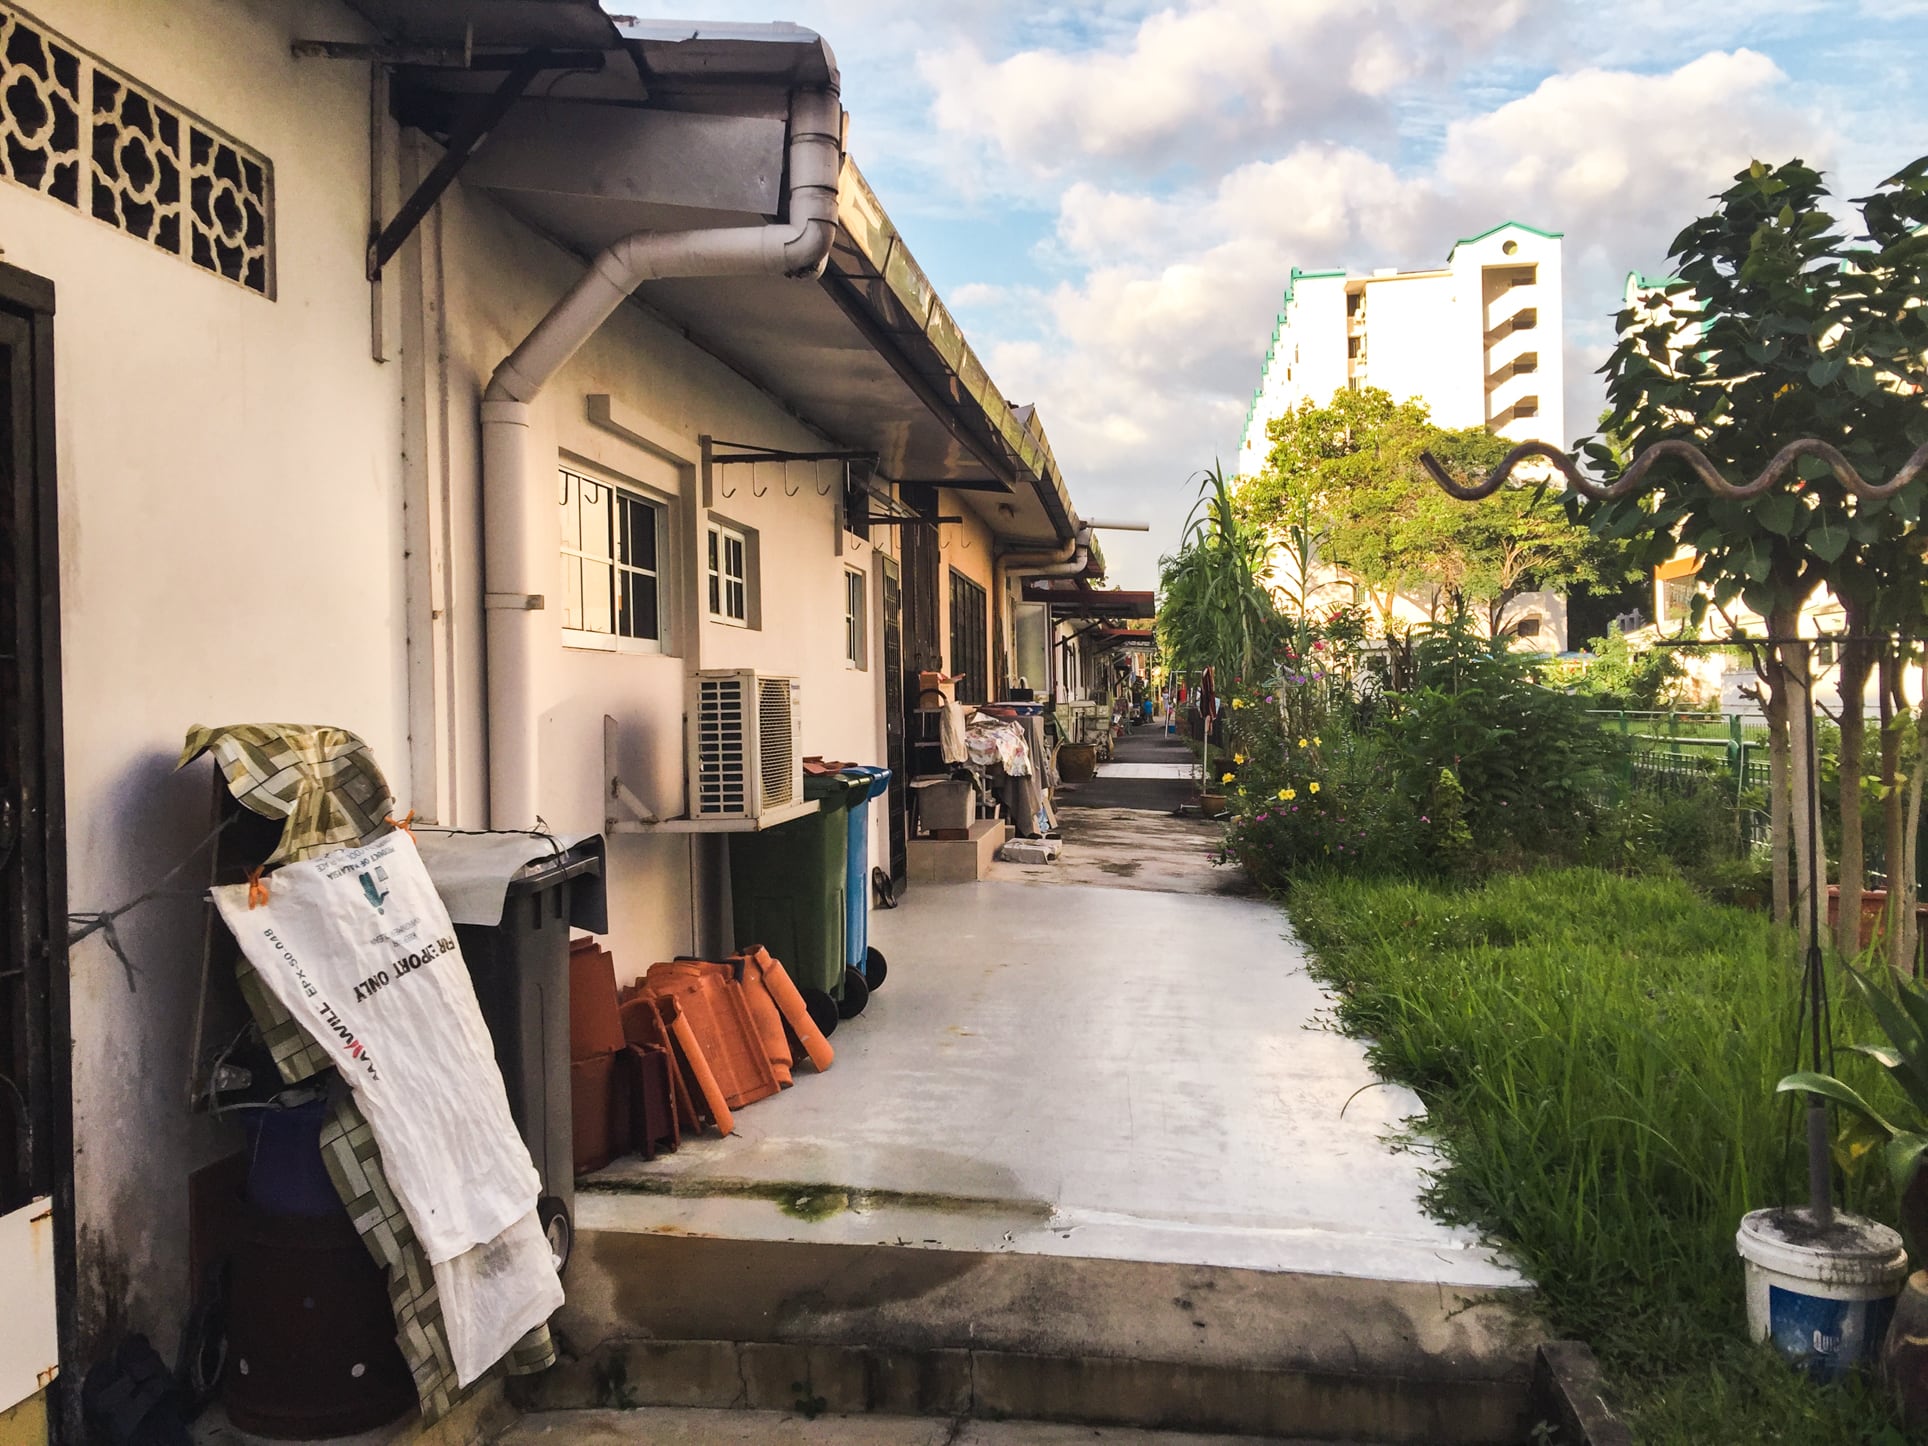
[996,524,1091,700]
[480,84,842,827]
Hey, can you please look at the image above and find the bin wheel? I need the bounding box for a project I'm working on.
[538,1195,572,1276]
[865,947,888,991]
[872,867,899,909]
[801,986,840,1038]
[838,966,870,1019]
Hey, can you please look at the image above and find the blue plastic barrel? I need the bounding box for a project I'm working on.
[839,766,892,977]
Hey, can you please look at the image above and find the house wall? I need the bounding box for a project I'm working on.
[3,0,902,1367]
[1240,272,1347,473]
[0,0,408,1358]
[415,149,890,986]
[1356,272,1462,426]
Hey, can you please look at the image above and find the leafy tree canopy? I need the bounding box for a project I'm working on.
[1580,155,1928,632]
[1244,386,1630,635]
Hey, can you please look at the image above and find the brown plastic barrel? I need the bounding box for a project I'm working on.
[222,1194,414,1437]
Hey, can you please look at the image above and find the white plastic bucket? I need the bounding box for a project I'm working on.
[1737,1207,1908,1381]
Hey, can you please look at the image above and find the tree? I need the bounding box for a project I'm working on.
[1158,462,1282,683]
[1244,386,1629,638]
[1580,156,1928,947]
[1158,462,1286,791]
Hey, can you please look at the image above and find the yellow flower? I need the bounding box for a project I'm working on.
[1237,788,1246,797]
[1280,787,1296,801]
[1297,738,1308,748]
[1221,772,1234,783]
[1231,698,1246,709]
[1309,781,1321,794]
[1314,736,1323,746]
[1233,753,1247,765]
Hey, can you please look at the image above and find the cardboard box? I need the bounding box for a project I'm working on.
[916,778,974,832]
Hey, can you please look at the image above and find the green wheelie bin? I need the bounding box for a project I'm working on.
[729,770,871,1037]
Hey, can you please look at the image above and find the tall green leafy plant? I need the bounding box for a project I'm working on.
[1157,462,1281,683]
[1379,612,1614,858]
[1158,462,1286,793]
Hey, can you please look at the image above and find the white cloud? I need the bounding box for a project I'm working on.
[986,51,1830,586]
[918,0,1533,181]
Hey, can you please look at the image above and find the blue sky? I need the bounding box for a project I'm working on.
[611,1,1928,589]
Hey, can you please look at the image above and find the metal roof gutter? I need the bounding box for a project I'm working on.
[830,160,1079,545]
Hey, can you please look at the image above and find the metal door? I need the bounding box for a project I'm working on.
[899,485,942,673]
[0,262,71,1433]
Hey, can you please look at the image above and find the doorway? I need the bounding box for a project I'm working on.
[0,262,73,1437]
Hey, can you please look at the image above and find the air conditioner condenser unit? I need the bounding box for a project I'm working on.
[686,670,802,822]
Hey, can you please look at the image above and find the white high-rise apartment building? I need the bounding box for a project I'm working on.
[1237,222,1569,644]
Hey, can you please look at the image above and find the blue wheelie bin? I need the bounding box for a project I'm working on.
[839,766,891,991]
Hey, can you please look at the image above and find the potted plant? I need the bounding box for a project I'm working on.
[1777,964,1928,1410]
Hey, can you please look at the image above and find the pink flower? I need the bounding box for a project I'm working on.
[1421,816,1430,823]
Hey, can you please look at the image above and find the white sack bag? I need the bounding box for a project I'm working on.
[213,831,563,1382]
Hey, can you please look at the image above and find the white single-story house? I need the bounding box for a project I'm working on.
[0,3,1106,1437]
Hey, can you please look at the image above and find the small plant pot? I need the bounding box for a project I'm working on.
[1736,1207,1908,1382]
[1196,792,1228,814]
[1056,742,1099,783]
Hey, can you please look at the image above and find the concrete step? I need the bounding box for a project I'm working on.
[526,1232,1539,1443]
[498,1406,1376,1445]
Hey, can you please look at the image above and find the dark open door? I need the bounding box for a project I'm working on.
[878,555,906,889]
[0,263,73,1436]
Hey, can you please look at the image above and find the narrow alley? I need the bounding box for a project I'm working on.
[506,722,1534,1443]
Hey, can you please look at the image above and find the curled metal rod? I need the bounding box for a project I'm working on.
[1421,437,1928,503]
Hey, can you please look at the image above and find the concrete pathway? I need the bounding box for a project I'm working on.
[583,878,1514,1287]
[555,723,1532,1441]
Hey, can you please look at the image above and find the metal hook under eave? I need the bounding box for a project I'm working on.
[784,460,801,498]
[815,459,834,497]
[751,461,769,499]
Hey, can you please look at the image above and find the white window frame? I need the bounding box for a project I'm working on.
[844,566,867,669]
[559,462,669,655]
[707,520,752,626]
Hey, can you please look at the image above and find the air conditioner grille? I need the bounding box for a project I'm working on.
[695,677,748,816]
[759,677,795,807]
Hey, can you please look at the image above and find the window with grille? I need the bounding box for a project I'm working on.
[844,567,867,669]
[949,569,988,704]
[708,522,750,625]
[559,464,664,651]
[0,7,274,296]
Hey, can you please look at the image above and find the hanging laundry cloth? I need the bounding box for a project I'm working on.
[939,700,970,764]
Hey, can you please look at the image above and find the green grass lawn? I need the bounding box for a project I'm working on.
[1287,868,1917,1445]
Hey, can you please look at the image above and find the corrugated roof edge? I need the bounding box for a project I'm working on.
[835,156,1078,543]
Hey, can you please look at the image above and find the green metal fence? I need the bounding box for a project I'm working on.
[1591,710,1923,887]
[1589,710,1772,804]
